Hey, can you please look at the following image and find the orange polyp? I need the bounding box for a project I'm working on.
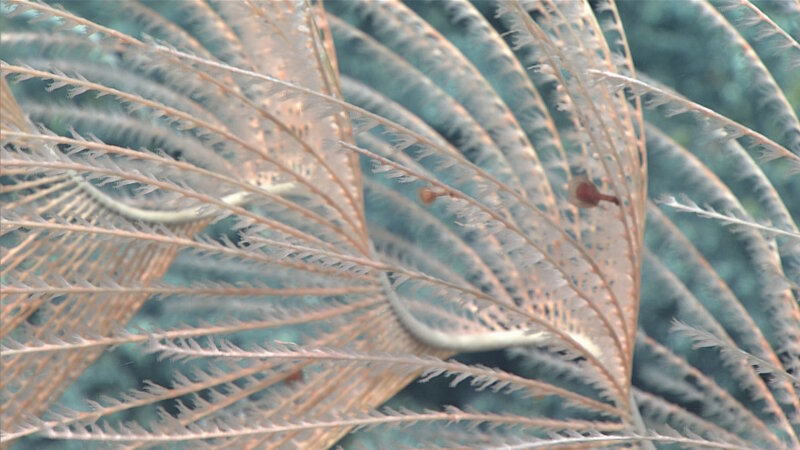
[568,175,620,208]
[418,185,459,206]
[419,186,444,205]
[286,369,304,384]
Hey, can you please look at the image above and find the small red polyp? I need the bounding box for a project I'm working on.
[568,175,620,208]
